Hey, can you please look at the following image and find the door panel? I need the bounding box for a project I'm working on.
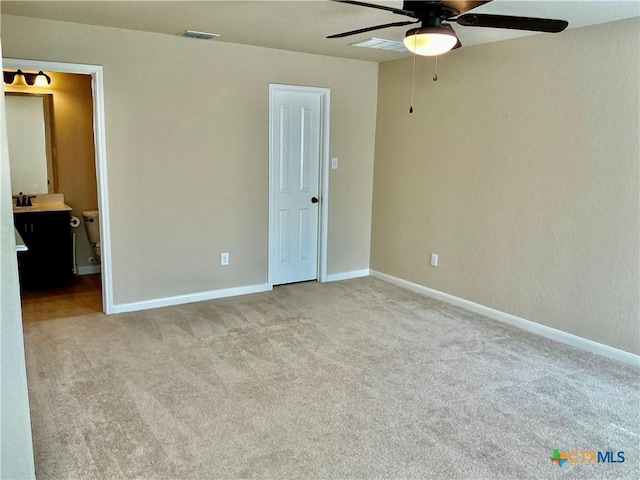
[279,105,290,193]
[271,89,322,285]
[278,210,290,264]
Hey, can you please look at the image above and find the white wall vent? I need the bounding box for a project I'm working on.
[349,37,407,52]
[177,30,220,40]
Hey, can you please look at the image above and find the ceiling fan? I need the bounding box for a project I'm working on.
[328,1,569,56]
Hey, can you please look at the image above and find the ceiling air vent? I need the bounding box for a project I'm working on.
[177,30,220,40]
[350,37,407,53]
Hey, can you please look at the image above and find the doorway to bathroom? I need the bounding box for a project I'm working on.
[4,58,113,316]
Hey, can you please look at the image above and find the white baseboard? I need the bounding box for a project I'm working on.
[111,283,272,315]
[77,265,101,275]
[370,270,640,367]
[324,268,370,283]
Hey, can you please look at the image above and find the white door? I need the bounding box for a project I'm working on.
[270,87,323,285]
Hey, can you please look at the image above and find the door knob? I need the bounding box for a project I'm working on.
[311,197,319,204]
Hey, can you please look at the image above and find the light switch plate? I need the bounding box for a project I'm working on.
[331,157,339,170]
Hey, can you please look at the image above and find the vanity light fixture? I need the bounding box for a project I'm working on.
[34,71,52,86]
[3,69,51,86]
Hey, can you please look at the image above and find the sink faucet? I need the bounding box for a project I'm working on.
[12,193,36,207]
[12,192,24,207]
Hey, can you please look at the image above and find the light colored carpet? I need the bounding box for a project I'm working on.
[24,277,639,479]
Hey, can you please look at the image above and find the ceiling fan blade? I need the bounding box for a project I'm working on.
[441,1,492,16]
[327,20,419,39]
[333,1,416,18]
[455,14,568,33]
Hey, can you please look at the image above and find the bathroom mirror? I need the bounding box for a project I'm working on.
[5,92,56,195]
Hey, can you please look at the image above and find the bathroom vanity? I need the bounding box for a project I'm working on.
[15,227,27,252]
[14,198,74,290]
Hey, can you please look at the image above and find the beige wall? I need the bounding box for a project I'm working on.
[371,18,640,355]
[1,14,378,305]
[6,72,98,270]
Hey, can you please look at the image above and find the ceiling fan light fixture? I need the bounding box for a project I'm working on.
[403,26,458,56]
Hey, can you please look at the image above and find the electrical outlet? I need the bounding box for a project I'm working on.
[221,252,229,266]
[32,184,38,191]
[430,253,438,267]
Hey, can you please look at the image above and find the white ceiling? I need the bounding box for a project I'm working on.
[2,1,639,62]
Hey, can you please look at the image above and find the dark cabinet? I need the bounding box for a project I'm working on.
[14,211,74,290]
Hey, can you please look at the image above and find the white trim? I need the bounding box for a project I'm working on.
[77,265,101,276]
[319,91,330,283]
[4,59,100,76]
[111,283,272,315]
[370,270,640,367]
[324,268,370,283]
[268,84,330,288]
[4,59,114,314]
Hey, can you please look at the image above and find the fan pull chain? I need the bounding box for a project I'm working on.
[433,55,438,81]
[409,45,417,114]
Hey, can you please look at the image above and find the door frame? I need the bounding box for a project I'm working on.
[268,84,330,288]
[4,58,114,314]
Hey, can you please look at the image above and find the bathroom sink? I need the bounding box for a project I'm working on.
[13,203,72,213]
